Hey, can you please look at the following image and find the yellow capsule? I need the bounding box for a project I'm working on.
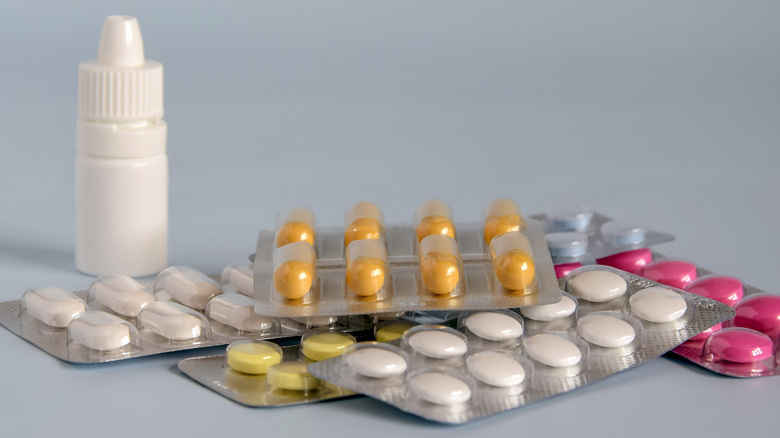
[301,332,356,361]
[273,260,315,300]
[346,258,387,296]
[267,362,321,391]
[344,217,384,247]
[484,214,526,245]
[226,341,282,375]
[376,321,418,343]
[275,221,316,248]
[416,215,456,243]
[493,250,536,290]
[420,252,460,294]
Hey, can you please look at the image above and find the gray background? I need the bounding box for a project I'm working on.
[1,0,778,435]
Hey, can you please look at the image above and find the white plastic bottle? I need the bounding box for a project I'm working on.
[76,16,167,276]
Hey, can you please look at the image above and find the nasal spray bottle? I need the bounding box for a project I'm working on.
[76,16,167,276]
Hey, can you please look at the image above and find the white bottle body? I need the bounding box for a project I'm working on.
[75,119,168,276]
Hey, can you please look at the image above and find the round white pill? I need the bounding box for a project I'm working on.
[578,314,636,347]
[524,333,582,367]
[568,270,627,303]
[464,312,523,341]
[520,295,577,321]
[346,348,407,378]
[408,330,467,359]
[467,351,526,387]
[630,287,687,323]
[409,372,471,405]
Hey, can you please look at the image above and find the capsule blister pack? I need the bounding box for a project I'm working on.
[530,203,675,275]
[0,265,381,363]
[308,265,734,424]
[254,200,561,319]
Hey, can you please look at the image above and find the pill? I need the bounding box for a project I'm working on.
[137,301,204,341]
[346,347,408,378]
[568,270,627,303]
[267,362,321,391]
[524,333,582,367]
[22,287,86,328]
[275,207,317,248]
[89,274,155,317]
[375,321,417,343]
[226,340,283,374]
[685,276,744,308]
[596,248,653,275]
[407,329,467,359]
[490,232,536,291]
[274,260,315,300]
[344,201,385,247]
[467,351,526,387]
[640,260,698,290]
[419,234,461,294]
[414,200,456,242]
[578,314,636,347]
[154,266,222,311]
[301,332,356,361]
[346,239,388,296]
[708,328,774,363]
[546,232,588,258]
[483,198,526,244]
[220,260,254,297]
[464,312,523,341]
[409,372,471,405]
[600,221,646,246]
[629,287,687,323]
[733,294,780,339]
[690,323,722,341]
[520,295,577,321]
[545,203,593,231]
[554,263,582,279]
[68,311,133,351]
[206,294,273,332]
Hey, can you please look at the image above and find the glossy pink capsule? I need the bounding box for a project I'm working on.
[685,276,744,307]
[734,294,780,340]
[640,259,698,289]
[554,263,582,279]
[596,248,653,275]
[707,328,774,363]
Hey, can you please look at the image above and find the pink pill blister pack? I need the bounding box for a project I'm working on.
[308,265,734,424]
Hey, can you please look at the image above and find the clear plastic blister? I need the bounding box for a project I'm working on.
[308,266,734,424]
[255,200,561,319]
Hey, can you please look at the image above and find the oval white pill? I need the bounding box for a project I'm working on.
[22,287,86,328]
[578,314,636,347]
[467,351,526,387]
[154,266,222,310]
[568,270,627,302]
[220,260,254,297]
[520,295,577,321]
[346,348,408,378]
[408,330,468,359]
[409,372,471,405]
[137,302,203,341]
[524,333,582,367]
[68,311,132,351]
[206,294,272,332]
[630,287,687,323]
[90,274,154,317]
[464,312,523,341]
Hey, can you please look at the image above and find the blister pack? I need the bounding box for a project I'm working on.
[254,200,561,319]
[0,265,383,363]
[308,265,734,424]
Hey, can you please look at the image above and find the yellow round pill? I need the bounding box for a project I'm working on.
[375,321,417,343]
[484,214,526,245]
[420,252,460,294]
[267,362,321,391]
[273,260,315,300]
[346,258,387,296]
[226,340,283,375]
[493,250,536,290]
[415,215,456,243]
[301,332,356,361]
[345,217,384,247]
[275,221,316,248]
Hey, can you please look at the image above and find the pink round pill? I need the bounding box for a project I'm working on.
[685,276,744,307]
[733,294,780,340]
[707,328,774,363]
[596,248,653,275]
[554,263,582,279]
[690,322,722,341]
[640,260,698,289]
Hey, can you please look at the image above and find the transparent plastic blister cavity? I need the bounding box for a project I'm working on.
[308,266,734,424]
[255,200,561,319]
[531,203,675,269]
[0,266,383,363]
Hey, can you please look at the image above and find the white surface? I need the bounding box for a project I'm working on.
[1,0,780,436]
[409,372,472,406]
[464,312,523,341]
[206,293,271,332]
[90,274,154,317]
[524,333,582,367]
[520,295,577,321]
[154,266,222,310]
[578,314,636,348]
[22,287,87,328]
[408,330,468,359]
[346,348,408,378]
[466,351,526,387]
[569,270,628,302]
[67,311,132,351]
[630,287,688,323]
[137,301,202,341]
